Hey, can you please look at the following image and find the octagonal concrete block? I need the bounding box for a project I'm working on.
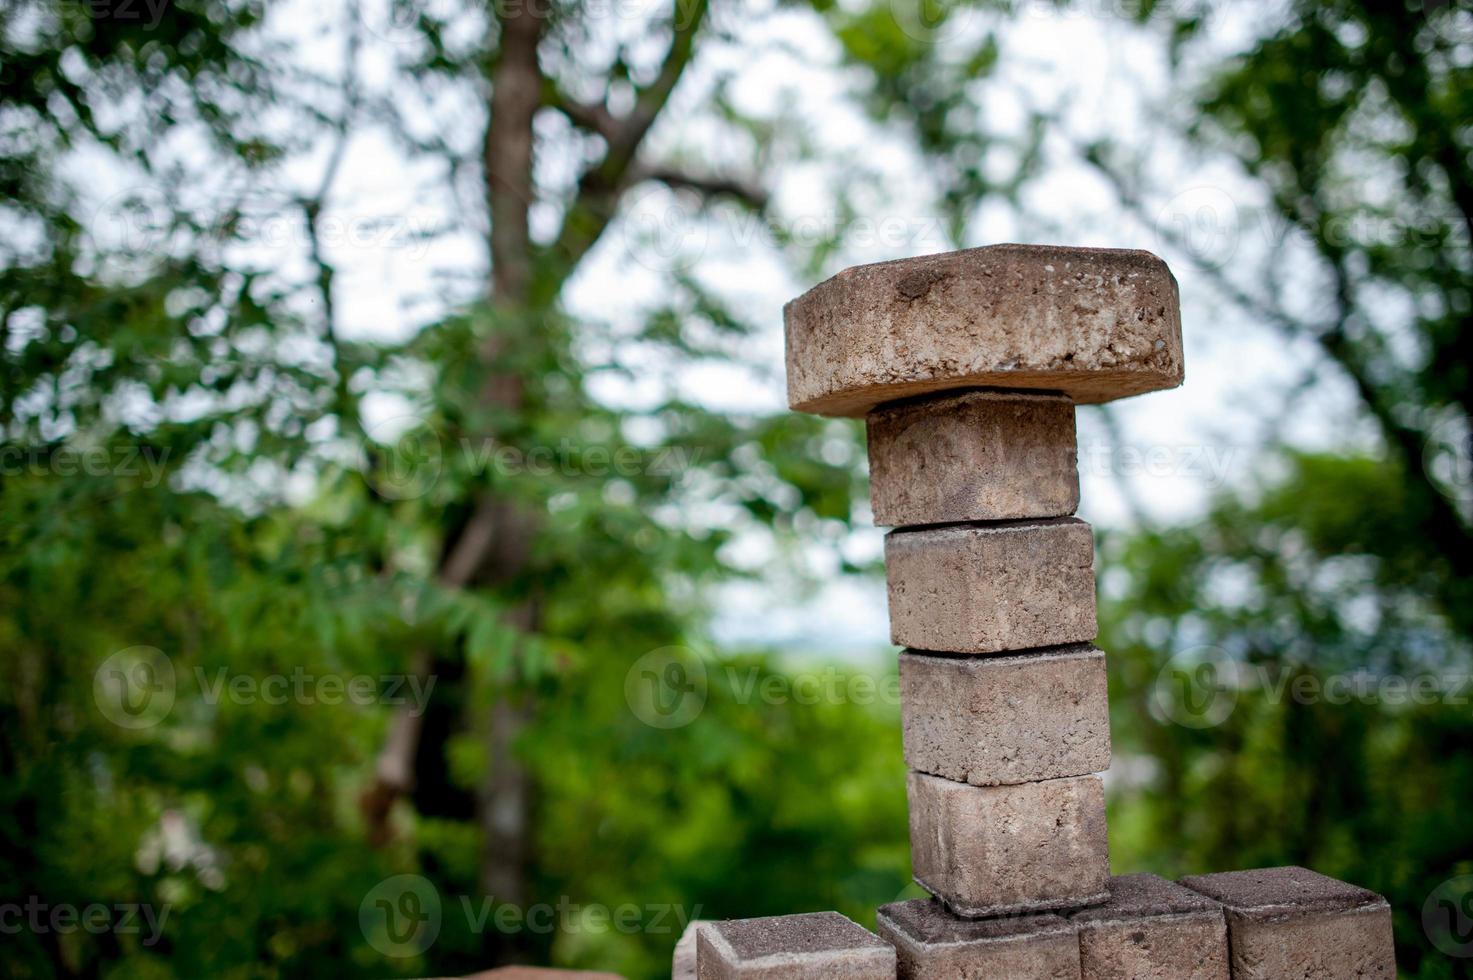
[785,244,1182,418]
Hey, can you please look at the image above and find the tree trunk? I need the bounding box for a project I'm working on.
[361,2,720,963]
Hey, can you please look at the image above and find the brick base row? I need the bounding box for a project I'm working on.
[682,866,1396,979]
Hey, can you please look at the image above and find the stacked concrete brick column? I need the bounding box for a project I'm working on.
[759,243,1398,979]
[785,243,1184,920]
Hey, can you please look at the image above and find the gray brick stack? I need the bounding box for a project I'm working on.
[687,244,1397,979]
[786,244,1185,920]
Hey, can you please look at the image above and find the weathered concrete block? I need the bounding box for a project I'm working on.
[784,244,1183,418]
[900,645,1109,786]
[1069,874,1228,980]
[696,911,897,979]
[885,519,1097,654]
[673,921,708,980]
[907,771,1110,917]
[876,899,1080,979]
[867,390,1079,527]
[1178,867,1395,979]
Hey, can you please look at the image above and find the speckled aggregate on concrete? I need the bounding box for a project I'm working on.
[899,645,1109,786]
[696,911,896,979]
[784,244,1183,417]
[877,898,1080,979]
[907,771,1110,918]
[1069,874,1228,979]
[672,921,707,980]
[885,519,1097,654]
[1178,866,1395,979]
[866,389,1079,526]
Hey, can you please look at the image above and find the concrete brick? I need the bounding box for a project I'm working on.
[907,771,1110,917]
[1178,866,1395,979]
[876,899,1080,979]
[1069,874,1228,980]
[885,519,1097,654]
[784,244,1183,417]
[866,390,1079,527]
[696,911,896,979]
[900,645,1109,786]
[673,921,708,980]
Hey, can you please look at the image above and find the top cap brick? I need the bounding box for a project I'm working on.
[784,244,1183,416]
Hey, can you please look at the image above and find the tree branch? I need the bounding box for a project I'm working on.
[541,0,713,293]
[364,0,547,853]
[1084,147,1473,599]
[542,82,621,143]
[637,164,769,211]
[485,0,546,304]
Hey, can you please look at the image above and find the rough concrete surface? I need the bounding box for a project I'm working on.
[876,898,1081,979]
[1069,874,1228,979]
[899,645,1110,786]
[673,921,708,980]
[784,244,1183,417]
[1178,866,1395,979]
[885,519,1097,654]
[866,389,1079,526]
[907,771,1110,917]
[696,911,896,979]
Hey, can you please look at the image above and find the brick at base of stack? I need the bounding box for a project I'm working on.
[683,866,1394,979]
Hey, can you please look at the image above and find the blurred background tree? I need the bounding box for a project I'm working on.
[1084,3,1472,977]
[1,0,1469,977]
